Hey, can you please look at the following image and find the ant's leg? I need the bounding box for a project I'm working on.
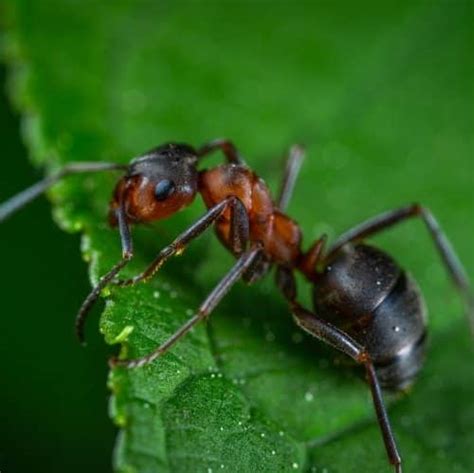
[229,195,250,256]
[327,203,473,330]
[110,243,263,368]
[276,144,305,212]
[275,265,297,300]
[297,234,327,282]
[0,162,126,223]
[114,196,249,286]
[75,199,133,343]
[242,251,272,284]
[277,267,402,473]
[291,301,402,473]
[197,139,244,164]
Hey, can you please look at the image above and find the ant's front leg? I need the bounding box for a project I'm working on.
[110,242,263,369]
[75,198,133,343]
[114,196,249,287]
[109,201,259,369]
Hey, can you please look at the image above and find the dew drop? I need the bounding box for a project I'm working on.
[319,358,329,369]
[265,331,276,342]
[292,462,299,469]
[153,291,160,299]
[260,433,265,438]
[271,450,276,455]
[279,430,284,436]
[304,391,314,402]
[292,332,304,344]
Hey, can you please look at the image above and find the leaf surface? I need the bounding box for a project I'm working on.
[3,1,473,472]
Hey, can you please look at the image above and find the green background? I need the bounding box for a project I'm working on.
[0,66,114,471]
[0,1,472,472]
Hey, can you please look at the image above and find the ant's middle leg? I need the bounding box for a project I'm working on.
[326,203,473,329]
[276,144,305,212]
[114,196,249,287]
[110,243,263,368]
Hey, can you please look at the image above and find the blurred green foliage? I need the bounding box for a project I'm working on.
[1,1,473,472]
[0,66,114,473]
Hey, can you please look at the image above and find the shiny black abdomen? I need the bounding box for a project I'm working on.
[313,243,427,390]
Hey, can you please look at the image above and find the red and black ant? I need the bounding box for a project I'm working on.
[1,139,472,472]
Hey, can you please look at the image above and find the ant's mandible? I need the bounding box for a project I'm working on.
[1,139,472,473]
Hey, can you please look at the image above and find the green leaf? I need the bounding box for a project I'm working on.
[3,1,473,472]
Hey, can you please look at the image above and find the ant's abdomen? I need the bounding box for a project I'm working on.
[313,243,427,390]
[369,273,427,389]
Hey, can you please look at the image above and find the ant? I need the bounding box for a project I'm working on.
[1,139,472,472]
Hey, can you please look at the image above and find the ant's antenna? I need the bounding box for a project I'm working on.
[0,162,126,223]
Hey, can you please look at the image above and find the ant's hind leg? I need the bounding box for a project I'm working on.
[110,243,263,369]
[277,268,401,472]
[327,203,473,331]
[291,301,402,473]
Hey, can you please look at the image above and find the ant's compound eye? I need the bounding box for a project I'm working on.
[154,179,176,201]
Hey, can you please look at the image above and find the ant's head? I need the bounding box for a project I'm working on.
[109,143,199,225]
